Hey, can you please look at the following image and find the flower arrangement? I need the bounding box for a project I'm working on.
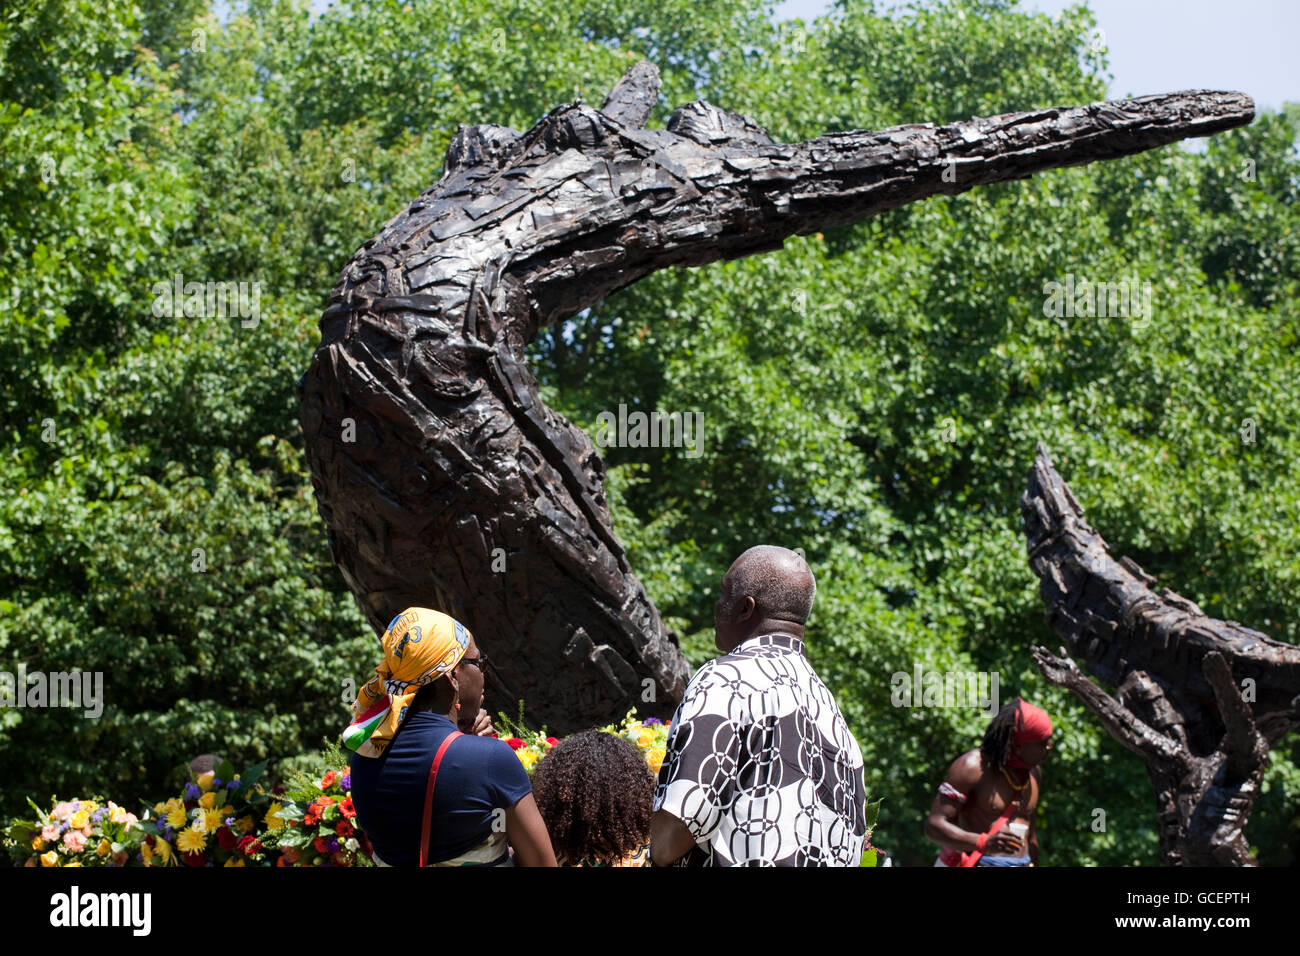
[5,797,141,867]
[601,710,670,774]
[493,704,559,774]
[265,741,372,866]
[133,760,277,867]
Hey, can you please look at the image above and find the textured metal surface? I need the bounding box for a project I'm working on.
[299,59,1255,734]
[1024,443,1299,865]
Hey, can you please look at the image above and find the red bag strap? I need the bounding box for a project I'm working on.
[419,730,464,868]
[960,788,1025,867]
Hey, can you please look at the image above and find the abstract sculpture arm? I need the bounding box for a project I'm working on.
[1022,443,1299,864]
[299,60,1254,733]
[1032,644,1182,764]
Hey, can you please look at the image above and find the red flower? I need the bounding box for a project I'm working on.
[330,850,350,866]
[304,809,320,826]
[339,798,356,820]
[321,770,338,790]
[335,820,354,838]
[237,835,262,856]
[358,833,374,859]
[546,737,559,747]
[272,784,286,795]
[505,737,525,751]
[181,851,206,868]
[313,836,329,853]
[216,826,238,851]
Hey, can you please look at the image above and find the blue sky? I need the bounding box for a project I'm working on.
[773,0,1297,113]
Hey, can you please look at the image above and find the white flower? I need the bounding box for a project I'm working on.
[344,837,359,852]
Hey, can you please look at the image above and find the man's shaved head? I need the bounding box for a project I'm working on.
[714,546,816,651]
[726,546,817,622]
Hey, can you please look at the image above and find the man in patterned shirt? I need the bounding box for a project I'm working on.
[649,545,867,866]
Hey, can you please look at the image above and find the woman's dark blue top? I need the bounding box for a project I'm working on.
[348,712,532,866]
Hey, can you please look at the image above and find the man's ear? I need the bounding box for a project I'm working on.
[738,595,756,620]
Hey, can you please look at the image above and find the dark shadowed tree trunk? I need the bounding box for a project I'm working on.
[299,58,1253,733]
[1022,444,1300,865]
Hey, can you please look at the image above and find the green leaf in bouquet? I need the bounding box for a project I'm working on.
[864,796,883,831]
[241,759,269,788]
[277,827,311,848]
[26,797,50,823]
[5,820,36,844]
[860,848,877,867]
[215,760,236,784]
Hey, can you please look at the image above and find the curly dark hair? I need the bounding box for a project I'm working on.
[531,730,654,865]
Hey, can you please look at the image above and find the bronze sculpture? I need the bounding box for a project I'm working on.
[299,58,1254,738]
[1023,444,1299,865]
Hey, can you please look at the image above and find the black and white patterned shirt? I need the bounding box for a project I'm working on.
[652,633,867,866]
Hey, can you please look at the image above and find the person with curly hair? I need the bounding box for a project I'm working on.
[532,730,654,866]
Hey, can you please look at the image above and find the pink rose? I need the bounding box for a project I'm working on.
[52,802,75,821]
[41,825,59,842]
[63,830,87,853]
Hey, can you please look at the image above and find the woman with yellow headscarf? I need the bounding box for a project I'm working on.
[345,607,556,866]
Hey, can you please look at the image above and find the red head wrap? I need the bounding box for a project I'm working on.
[1007,698,1052,769]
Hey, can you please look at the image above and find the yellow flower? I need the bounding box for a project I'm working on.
[153,802,166,815]
[198,791,216,810]
[235,816,255,833]
[141,842,153,865]
[264,803,285,832]
[40,851,58,867]
[31,835,44,851]
[220,804,235,816]
[196,770,215,792]
[177,828,207,853]
[519,750,538,772]
[166,806,188,829]
[647,747,665,774]
[223,857,245,867]
[81,801,98,814]
[154,839,175,865]
[204,809,223,832]
[96,839,112,858]
[69,810,90,830]
[64,861,82,867]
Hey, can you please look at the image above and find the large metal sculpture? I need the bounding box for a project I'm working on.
[1024,445,1300,865]
[299,58,1253,733]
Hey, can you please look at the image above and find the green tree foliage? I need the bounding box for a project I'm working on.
[1,0,1296,865]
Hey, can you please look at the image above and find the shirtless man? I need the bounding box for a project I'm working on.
[924,698,1052,867]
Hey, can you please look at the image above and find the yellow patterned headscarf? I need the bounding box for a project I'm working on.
[343,607,473,758]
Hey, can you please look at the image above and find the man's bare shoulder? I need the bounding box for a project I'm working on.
[943,749,984,791]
